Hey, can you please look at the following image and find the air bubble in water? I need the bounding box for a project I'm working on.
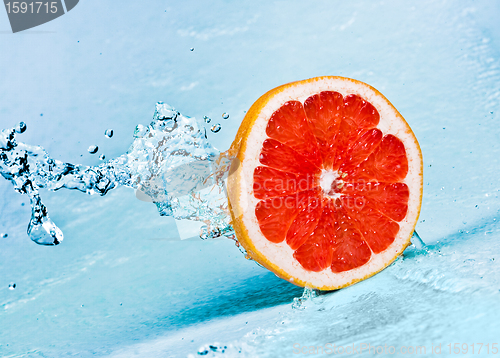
[211,124,221,133]
[1,233,7,238]
[104,129,114,138]
[99,154,106,161]
[222,112,229,120]
[88,145,98,154]
[203,116,211,123]
[15,122,27,134]
[9,282,16,290]
[190,47,194,51]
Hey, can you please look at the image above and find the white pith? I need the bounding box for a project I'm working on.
[319,169,342,199]
[233,77,422,289]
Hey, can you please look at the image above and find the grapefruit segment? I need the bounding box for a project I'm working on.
[259,139,320,175]
[254,196,299,244]
[303,91,343,165]
[293,204,336,272]
[255,189,320,244]
[342,200,400,254]
[343,94,380,129]
[228,76,423,290]
[339,128,383,172]
[253,166,318,200]
[330,94,381,170]
[350,134,408,182]
[285,194,323,250]
[342,182,409,222]
[330,206,372,273]
[266,101,322,167]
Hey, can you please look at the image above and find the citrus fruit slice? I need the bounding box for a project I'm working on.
[227,76,423,290]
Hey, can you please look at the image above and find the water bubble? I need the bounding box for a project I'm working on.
[197,346,209,355]
[222,112,229,120]
[1,233,7,238]
[190,47,195,51]
[15,122,27,134]
[88,145,98,154]
[104,129,114,138]
[203,116,211,123]
[99,154,106,161]
[211,124,221,133]
[8,282,16,290]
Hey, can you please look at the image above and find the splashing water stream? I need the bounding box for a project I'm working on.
[0,102,235,246]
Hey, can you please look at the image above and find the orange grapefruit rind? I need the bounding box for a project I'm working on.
[227,76,423,291]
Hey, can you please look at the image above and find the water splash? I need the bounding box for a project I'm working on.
[0,102,235,245]
[291,287,320,310]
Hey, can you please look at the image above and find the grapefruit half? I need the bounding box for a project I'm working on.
[227,76,423,290]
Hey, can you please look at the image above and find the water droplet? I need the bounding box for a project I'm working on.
[15,122,27,134]
[104,129,114,138]
[99,154,106,161]
[222,112,229,120]
[203,116,211,123]
[88,145,98,154]
[198,346,209,355]
[1,233,7,238]
[190,47,195,51]
[211,124,221,133]
[8,283,16,290]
